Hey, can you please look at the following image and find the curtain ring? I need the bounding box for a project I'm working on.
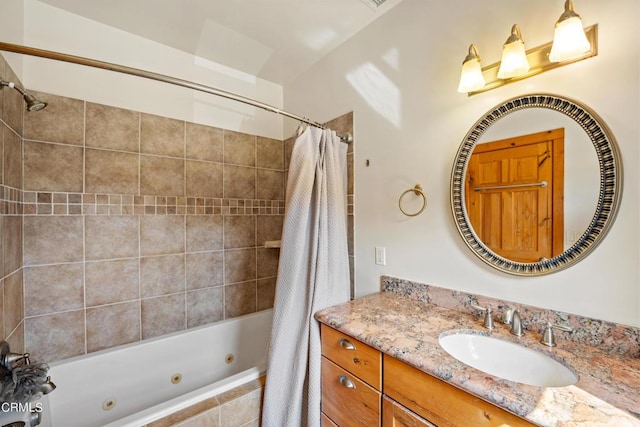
[399,184,427,217]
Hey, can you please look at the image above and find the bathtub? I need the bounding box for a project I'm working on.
[38,309,272,427]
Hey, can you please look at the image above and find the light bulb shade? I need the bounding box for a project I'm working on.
[457,58,485,93]
[497,40,530,79]
[457,44,485,93]
[549,16,590,62]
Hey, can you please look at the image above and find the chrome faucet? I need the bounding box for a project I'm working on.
[0,340,30,371]
[0,340,56,397]
[502,308,523,336]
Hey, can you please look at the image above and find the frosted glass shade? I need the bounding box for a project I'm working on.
[497,41,530,79]
[549,17,591,62]
[457,58,485,93]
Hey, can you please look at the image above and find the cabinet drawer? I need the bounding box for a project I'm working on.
[382,396,436,427]
[383,355,535,427]
[322,357,381,427]
[321,324,381,389]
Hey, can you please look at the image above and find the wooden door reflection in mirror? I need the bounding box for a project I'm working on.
[465,129,564,262]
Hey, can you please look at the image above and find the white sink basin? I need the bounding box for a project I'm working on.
[438,332,577,387]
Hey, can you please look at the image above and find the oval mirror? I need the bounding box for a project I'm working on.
[450,94,622,275]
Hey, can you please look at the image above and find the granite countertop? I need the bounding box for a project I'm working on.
[315,292,640,427]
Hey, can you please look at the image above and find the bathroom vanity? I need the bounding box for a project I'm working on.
[316,289,640,427]
[320,323,533,426]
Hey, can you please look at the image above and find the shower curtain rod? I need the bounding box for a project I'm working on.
[0,41,352,143]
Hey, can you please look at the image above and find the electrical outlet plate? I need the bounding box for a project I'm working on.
[375,247,386,265]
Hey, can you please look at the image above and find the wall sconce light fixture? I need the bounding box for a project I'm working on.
[458,0,597,96]
[497,24,530,79]
[549,0,591,62]
[457,44,486,93]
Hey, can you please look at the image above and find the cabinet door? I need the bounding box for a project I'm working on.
[322,412,339,427]
[321,357,381,427]
[382,396,436,427]
[383,355,534,427]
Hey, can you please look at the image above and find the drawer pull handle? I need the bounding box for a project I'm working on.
[338,375,356,389]
[339,338,356,350]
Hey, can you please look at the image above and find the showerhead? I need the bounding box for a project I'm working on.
[23,93,48,112]
[0,78,48,112]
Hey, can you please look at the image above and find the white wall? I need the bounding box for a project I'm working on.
[0,0,25,78]
[3,0,284,140]
[283,0,640,326]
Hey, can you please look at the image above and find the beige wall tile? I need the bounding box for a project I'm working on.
[85,149,139,194]
[4,271,23,335]
[24,216,83,265]
[175,408,220,427]
[224,216,256,249]
[186,252,224,290]
[186,216,223,252]
[257,248,279,279]
[25,310,85,362]
[140,215,185,256]
[2,215,22,276]
[256,136,283,169]
[220,387,262,426]
[347,152,354,195]
[0,125,5,185]
[147,396,220,427]
[87,302,140,352]
[256,216,283,247]
[225,281,256,318]
[224,130,255,167]
[0,218,3,276]
[224,165,255,199]
[257,277,276,311]
[141,294,185,339]
[24,141,83,192]
[6,322,24,354]
[23,92,84,145]
[284,136,294,170]
[186,287,224,328]
[85,216,139,260]
[140,155,185,196]
[0,57,5,124]
[0,280,4,338]
[186,122,223,162]
[186,160,223,198]
[24,263,84,317]
[256,169,284,200]
[85,259,139,307]
[86,103,139,152]
[140,254,185,298]
[140,113,184,157]
[224,249,256,284]
[3,126,22,189]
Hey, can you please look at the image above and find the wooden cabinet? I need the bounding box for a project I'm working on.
[382,396,436,427]
[320,324,535,427]
[320,324,382,427]
[383,355,535,427]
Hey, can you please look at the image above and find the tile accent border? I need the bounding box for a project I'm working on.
[1,185,285,216]
[381,275,640,357]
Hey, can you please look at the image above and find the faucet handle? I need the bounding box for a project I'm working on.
[540,322,573,347]
[471,304,495,330]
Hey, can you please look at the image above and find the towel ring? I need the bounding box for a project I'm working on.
[399,184,427,217]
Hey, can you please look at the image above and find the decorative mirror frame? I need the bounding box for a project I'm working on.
[450,94,622,276]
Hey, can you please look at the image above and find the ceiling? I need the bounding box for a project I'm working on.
[37,0,404,85]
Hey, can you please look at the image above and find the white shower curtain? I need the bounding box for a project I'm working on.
[262,126,351,427]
